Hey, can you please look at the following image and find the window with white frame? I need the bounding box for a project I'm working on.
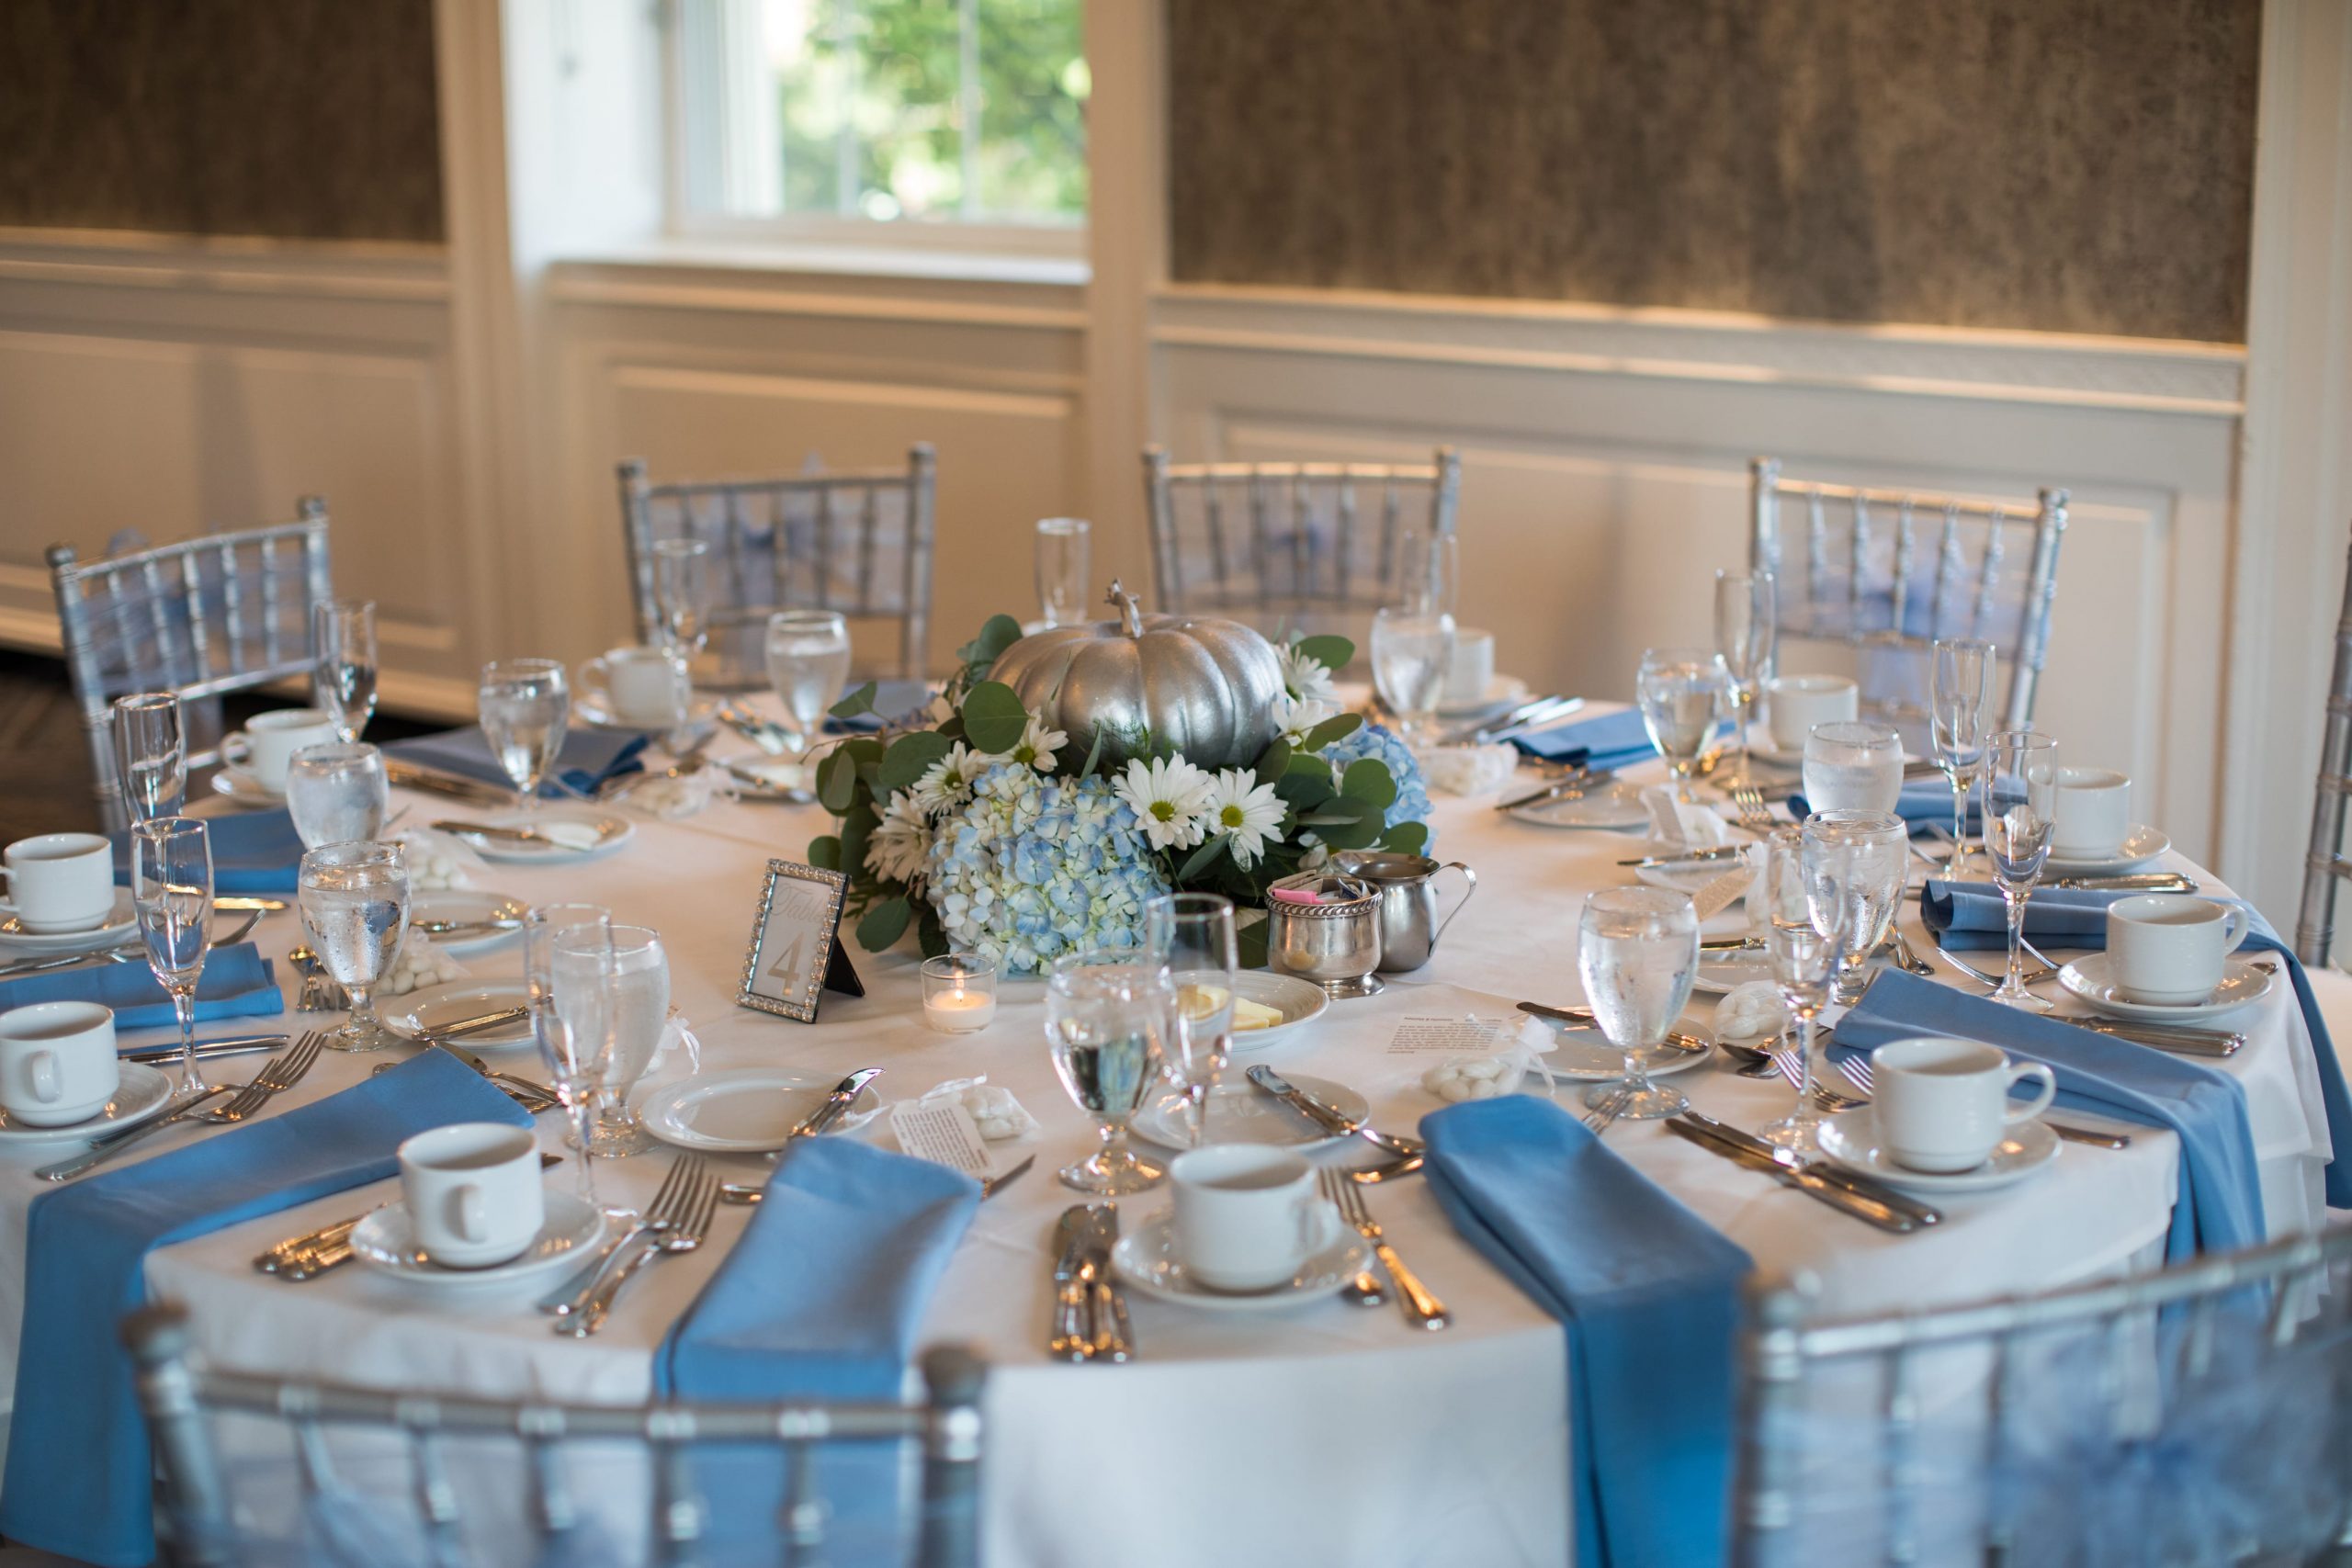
[672,0,1087,249]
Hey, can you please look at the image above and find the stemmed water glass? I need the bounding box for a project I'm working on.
[1577,886,1701,1122]
[1635,648,1732,803]
[1802,720,1905,815]
[1370,604,1454,743]
[478,659,570,817]
[1045,951,1173,1192]
[1984,729,2061,1011]
[285,742,388,850]
[1757,827,1848,1154]
[1801,809,1908,1005]
[1713,570,1776,788]
[110,693,185,823]
[1144,892,1238,1147]
[297,840,409,1052]
[1931,638,1996,875]
[1035,517,1091,628]
[312,599,379,743]
[765,610,854,762]
[1396,525,1458,619]
[525,902,614,1201]
[651,538,711,738]
[552,922,669,1158]
[130,817,212,1093]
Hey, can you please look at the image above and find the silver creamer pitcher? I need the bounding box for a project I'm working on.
[1332,852,1477,973]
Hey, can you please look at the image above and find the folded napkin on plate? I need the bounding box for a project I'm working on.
[1413,741,1520,796]
[1830,970,2266,1258]
[1510,707,1657,772]
[827,677,935,734]
[1921,883,2352,1210]
[110,807,303,894]
[0,1049,528,1567]
[1789,776,1974,832]
[655,1137,979,1556]
[1421,1096,1752,1568]
[386,727,648,798]
[0,942,281,1028]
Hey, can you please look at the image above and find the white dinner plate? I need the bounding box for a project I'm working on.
[447,810,636,864]
[1434,674,1531,719]
[2042,826,2171,876]
[1131,1072,1367,1151]
[1634,858,1746,898]
[349,1192,605,1289]
[0,889,137,953]
[1110,1207,1370,1313]
[206,766,288,808]
[384,982,536,1052]
[1218,971,1330,1052]
[1507,779,1649,830]
[0,1062,175,1145]
[574,691,719,732]
[1520,1015,1714,1081]
[409,890,527,958]
[1690,944,1775,997]
[2056,954,2274,1024]
[639,1067,884,1154]
[1816,1106,2060,1195]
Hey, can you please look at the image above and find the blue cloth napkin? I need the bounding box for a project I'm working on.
[385,727,648,798]
[0,1050,529,1566]
[655,1138,979,1554]
[109,808,304,894]
[1831,970,2267,1259]
[1511,706,1657,771]
[1920,882,2352,1210]
[1420,1096,1753,1568]
[1789,776,1974,832]
[0,942,281,1028]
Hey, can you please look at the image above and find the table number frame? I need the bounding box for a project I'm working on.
[738,860,862,1022]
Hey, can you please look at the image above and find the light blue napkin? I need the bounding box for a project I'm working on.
[1789,776,1974,832]
[1420,1096,1752,1568]
[109,807,304,894]
[1510,706,1657,771]
[0,1049,529,1567]
[0,942,281,1028]
[1830,969,2267,1259]
[654,1137,979,1554]
[1920,882,2352,1210]
[386,727,648,798]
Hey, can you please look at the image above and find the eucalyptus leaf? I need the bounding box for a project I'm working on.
[1301,714,1362,751]
[876,730,954,792]
[1297,800,1368,828]
[1340,759,1398,809]
[1254,737,1291,779]
[1314,812,1384,851]
[856,897,912,953]
[1177,835,1228,881]
[816,749,862,814]
[807,835,842,872]
[829,682,877,721]
[960,681,1029,754]
[1293,634,1354,671]
[1274,771,1334,810]
[1080,722,1107,779]
[1379,820,1430,855]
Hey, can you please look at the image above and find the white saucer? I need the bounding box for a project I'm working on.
[409,890,527,958]
[1110,1207,1370,1312]
[639,1067,885,1153]
[0,889,138,953]
[2057,954,2274,1024]
[575,692,719,732]
[1747,735,1926,769]
[1435,674,1531,720]
[207,766,287,808]
[384,982,536,1052]
[449,810,636,864]
[1816,1105,2060,1194]
[1507,779,1649,830]
[1218,971,1330,1053]
[2043,826,2170,875]
[1131,1072,1367,1150]
[350,1192,605,1289]
[0,1062,175,1145]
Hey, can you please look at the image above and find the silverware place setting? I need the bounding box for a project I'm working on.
[550,1154,719,1337]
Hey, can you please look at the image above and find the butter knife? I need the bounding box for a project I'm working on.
[1497,768,1616,813]
[213,897,289,914]
[1514,1001,1713,1057]
[1665,1117,1929,1233]
[1618,845,1747,869]
[2052,873,2199,893]
[2070,1017,2245,1057]
[788,1067,883,1140]
[1048,1207,1095,1360]
[424,1007,529,1042]
[1081,1204,1133,1363]
[385,761,515,805]
[119,1034,287,1065]
[1244,1065,1427,1155]
[1679,1111,1943,1228]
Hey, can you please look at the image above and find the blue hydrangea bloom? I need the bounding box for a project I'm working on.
[1318,721,1435,845]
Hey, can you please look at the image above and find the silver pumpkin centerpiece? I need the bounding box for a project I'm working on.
[988,581,1285,771]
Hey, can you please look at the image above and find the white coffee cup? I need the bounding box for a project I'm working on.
[1871,1036,2057,1173]
[1766,675,1860,752]
[1169,1144,1340,1292]
[220,708,340,791]
[1443,627,1496,705]
[2106,894,2251,1005]
[2051,767,2132,858]
[1,832,117,933]
[0,1001,120,1127]
[581,646,688,728]
[397,1122,546,1269]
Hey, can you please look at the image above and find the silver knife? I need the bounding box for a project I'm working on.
[1515,1000,1713,1056]
[429,819,547,844]
[1679,1110,1943,1227]
[788,1067,883,1139]
[385,761,515,805]
[424,1007,530,1042]
[1243,1065,1429,1154]
[213,897,289,914]
[1482,698,1590,747]
[1618,845,1748,869]
[1665,1117,1929,1233]
[1450,694,1579,746]
[2052,873,2199,893]
[2070,1017,2245,1057]
[1497,768,1616,813]
[1047,1207,1095,1360]
[119,1034,287,1065]
[1081,1204,1133,1362]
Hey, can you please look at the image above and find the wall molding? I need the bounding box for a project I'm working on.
[548,261,1085,333]
[0,228,450,304]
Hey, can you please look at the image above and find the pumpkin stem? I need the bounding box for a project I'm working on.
[1104,579,1146,637]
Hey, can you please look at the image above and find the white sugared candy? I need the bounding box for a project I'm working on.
[1713,979,1790,1042]
[918,1077,1037,1141]
[379,939,467,998]
[1421,1054,1524,1103]
[394,829,478,890]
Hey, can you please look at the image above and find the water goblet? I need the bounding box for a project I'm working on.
[1035,517,1091,628]
[1144,892,1238,1146]
[130,817,211,1093]
[1635,648,1731,802]
[1577,886,1701,1121]
[651,537,711,739]
[110,693,185,823]
[285,742,389,850]
[1756,826,1848,1154]
[1930,638,1996,875]
[1800,809,1908,1005]
[1984,729,2061,1012]
[478,659,571,818]
[552,922,669,1158]
[1046,952,1172,1193]
[311,598,379,743]
[1371,604,1454,742]
[765,610,854,761]
[1713,570,1776,788]
[1396,525,1458,619]
[297,840,410,1053]
[1802,720,1905,815]
[524,903,613,1203]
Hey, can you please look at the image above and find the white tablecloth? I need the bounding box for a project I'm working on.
[0,723,2335,1567]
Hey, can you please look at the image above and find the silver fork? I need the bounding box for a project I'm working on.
[1582,1088,1631,1132]
[288,945,350,1011]
[1329,1172,1450,1329]
[560,1156,718,1337]
[194,1031,326,1123]
[1317,1168,1388,1307]
[1730,786,1776,833]
[540,1154,698,1314]
[1936,944,2058,988]
[1770,1047,1869,1113]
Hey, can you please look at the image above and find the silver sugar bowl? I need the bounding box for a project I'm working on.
[1263,872,1385,998]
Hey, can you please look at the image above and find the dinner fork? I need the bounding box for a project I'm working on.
[1770,1047,1869,1113]
[1329,1172,1449,1329]
[1582,1088,1631,1132]
[540,1154,701,1314]
[1935,944,2058,988]
[1314,1168,1388,1306]
[288,944,350,1011]
[194,1031,327,1123]
[1730,786,1777,833]
[559,1156,718,1337]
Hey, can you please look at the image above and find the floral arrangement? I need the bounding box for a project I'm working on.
[808,615,1433,973]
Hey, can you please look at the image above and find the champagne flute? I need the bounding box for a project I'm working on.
[1144,892,1238,1146]
[650,538,710,740]
[110,693,185,823]
[1984,729,2061,1011]
[1757,826,1847,1154]
[525,903,612,1203]
[1713,570,1776,788]
[1802,720,1905,814]
[478,659,571,818]
[1635,648,1731,803]
[1801,809,1908,1005]
[1046,951,1171,1193]
[764,610,853,761]
[311,598,379,743]
[552,923,668,1158]
[285,742,389,850]
[1931,638,1996,875]
[1396,525,1458,619]
[297,841,410,1052]
[1577,886,1700,1121]
[130,817,212,1093]
[1370,604,1453,743]
[1035,517,1091,628]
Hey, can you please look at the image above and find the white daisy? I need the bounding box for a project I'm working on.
[910,741,992,815]
[1007,712,1069,773]
[1272,693,1338,744]
[1281,643,1340,705]
[865,790,933,884]
[1113,755,1213,852]
[1203,768,1285,867]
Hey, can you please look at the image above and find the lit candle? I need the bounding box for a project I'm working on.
[923,986,997,1033]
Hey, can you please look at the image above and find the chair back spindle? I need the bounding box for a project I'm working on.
[2295,531,2352,964]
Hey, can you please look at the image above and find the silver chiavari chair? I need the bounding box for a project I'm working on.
[2296,530,2352,967]
[125,1304,985,1568]
[1733,1224,2352,1567]
[47,502,334,832]
[1749,457,2068,741]
[1142,446,1462,638]
[617,448,937,687]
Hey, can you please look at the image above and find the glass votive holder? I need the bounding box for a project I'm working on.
[922,953,998,1033]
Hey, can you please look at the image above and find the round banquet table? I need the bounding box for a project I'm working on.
[0,716,2335,1567]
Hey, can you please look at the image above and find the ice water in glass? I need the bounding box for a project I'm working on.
[312,598,379,744]
[298,841,410,1052]
[286,742,389,850]
[1371,607,1453,739]
[765,611,853,758]
[1035,517,1091,628]
[479,659,570,812]
[1577,887,1700,1121]
[1802,720,1905,814]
